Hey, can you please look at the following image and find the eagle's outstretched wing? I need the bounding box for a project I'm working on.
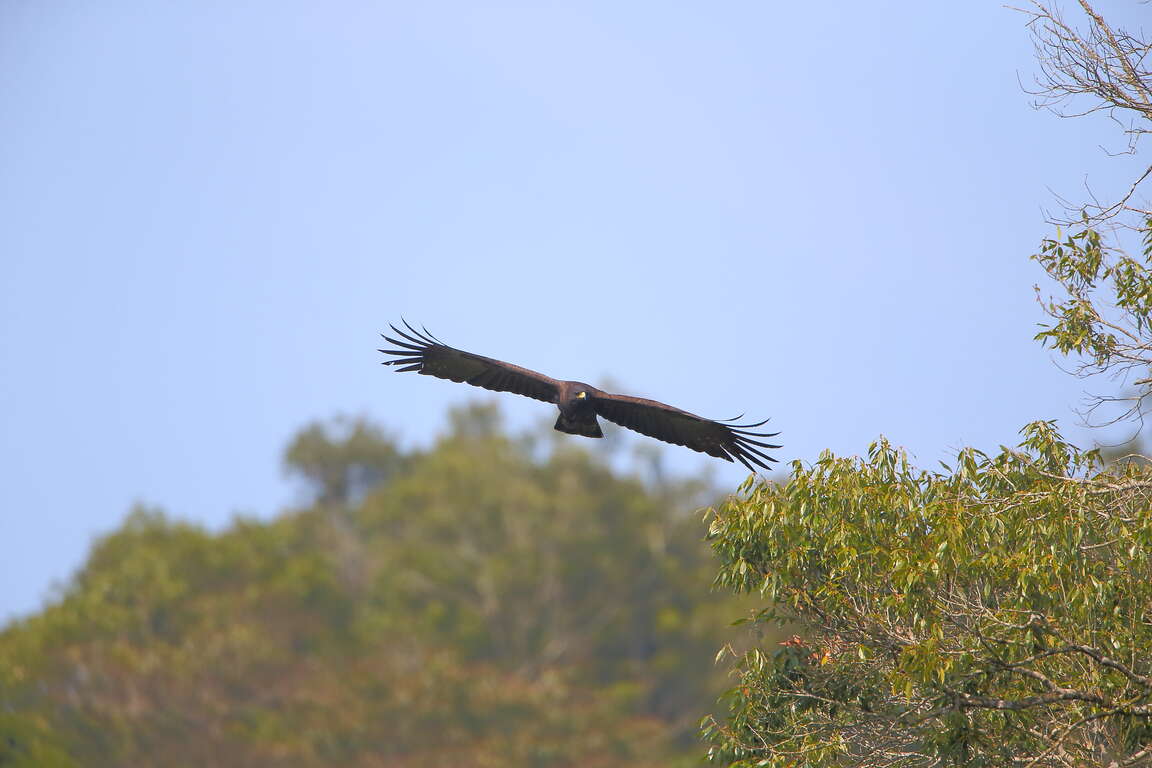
[379,321,560,404]
[591,392,779,472]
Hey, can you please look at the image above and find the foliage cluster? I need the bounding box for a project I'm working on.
[705,424,1152,766]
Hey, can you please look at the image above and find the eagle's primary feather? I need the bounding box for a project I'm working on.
[379,320,779,472]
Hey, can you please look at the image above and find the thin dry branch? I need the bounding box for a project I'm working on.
[1017,0,1152,228]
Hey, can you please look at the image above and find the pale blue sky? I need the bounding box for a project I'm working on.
[2,1,1146,621]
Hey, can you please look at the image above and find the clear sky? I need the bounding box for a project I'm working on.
[2,1,1146,622]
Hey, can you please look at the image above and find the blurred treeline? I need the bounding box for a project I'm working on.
[0,402,761,767]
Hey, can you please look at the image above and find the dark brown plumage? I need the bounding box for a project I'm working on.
[379,321,780,472]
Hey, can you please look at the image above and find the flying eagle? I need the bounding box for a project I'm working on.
[379,321,780,472]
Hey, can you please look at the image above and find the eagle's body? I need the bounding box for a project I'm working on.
[379,321,779,472]
[554,381,604,438]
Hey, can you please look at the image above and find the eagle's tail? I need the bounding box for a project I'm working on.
[554,413,603,438]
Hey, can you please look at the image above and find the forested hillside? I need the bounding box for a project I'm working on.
[0,404,761,767]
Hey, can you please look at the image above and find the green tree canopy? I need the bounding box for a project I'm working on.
[284,415,404,505]
[705,425,1152,766]
[0,404,749,767]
